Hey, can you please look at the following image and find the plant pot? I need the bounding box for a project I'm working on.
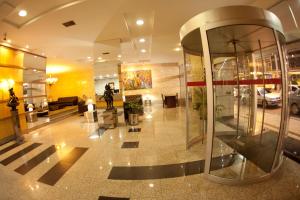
[128,113,139,125]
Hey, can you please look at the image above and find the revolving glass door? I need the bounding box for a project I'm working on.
[208,25,285,179]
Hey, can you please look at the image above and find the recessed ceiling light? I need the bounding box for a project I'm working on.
[33,69,37,72]
[113,73,117,77]
[87,56,92,59]
[97,59,106,63]
[18,10,27,17]
[141,49,146,53]
[7,39,11,43]
[25,45,29,49]
[106,74,110,77]
[136,19,144,26]
[174,47,181,51]
[117,54,122,58]
[99,75,103,79]
[139,38,146,43]
[97,57,102,60]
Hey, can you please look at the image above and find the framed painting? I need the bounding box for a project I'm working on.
[122,70,152,90]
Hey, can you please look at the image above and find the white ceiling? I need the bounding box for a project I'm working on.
[0,0,289,66]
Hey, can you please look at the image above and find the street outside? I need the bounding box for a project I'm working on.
[259,106,300,139]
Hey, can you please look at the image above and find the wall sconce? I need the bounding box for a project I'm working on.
[46,75,58,86]
[0,79,15,90]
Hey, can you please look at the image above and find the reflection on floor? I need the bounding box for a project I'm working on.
[0,104,299,200]
[27,117,50,130]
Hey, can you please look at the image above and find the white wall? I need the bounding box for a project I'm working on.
[95,78,119,95]
[121,63,180,103]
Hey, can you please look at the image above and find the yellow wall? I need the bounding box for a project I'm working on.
[0,46,24,67]
[46,58,96,101]
[0,46,27,141]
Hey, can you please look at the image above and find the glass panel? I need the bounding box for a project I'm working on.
[185,53,206,146]
[183,28,207,148]
[275,31,289,169]
[207,25,283,179]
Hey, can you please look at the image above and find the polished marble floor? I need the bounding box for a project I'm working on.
[0,104,299,200]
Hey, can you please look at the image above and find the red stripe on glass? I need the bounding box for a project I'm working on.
[187,78,281,87]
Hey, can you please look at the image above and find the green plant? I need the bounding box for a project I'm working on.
[125,102,142,114]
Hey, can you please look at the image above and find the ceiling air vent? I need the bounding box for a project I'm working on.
[62,20,76,27]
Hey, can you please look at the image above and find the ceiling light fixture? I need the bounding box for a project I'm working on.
[97,57,102,60]
[117,54,122,58]
[46,74,58,86]
[174,47,181,51]
[141,49,146,53]
[25,45,29,49]
[136,19,144,26]
[18,10,27,17]
[7,39,11,43]
[139,38,146,43]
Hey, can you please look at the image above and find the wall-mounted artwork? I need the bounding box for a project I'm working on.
[122,70,152,90]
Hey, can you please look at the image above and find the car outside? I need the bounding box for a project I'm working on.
[239,88,281,107]
[289,85,300,94]
[289,88,300,115]
[257,88,281,106]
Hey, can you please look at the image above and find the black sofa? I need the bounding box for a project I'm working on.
[48,96,79,111]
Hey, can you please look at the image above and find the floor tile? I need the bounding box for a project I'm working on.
[121,142,139,148]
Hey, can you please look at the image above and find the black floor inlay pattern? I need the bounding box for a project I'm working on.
[15,145,57,175]
[0,143,42,166]
[128,128,141,132]
[217,131,278,173]
[38,147,88,186]
[108,154,234,180]
[284,137,300,163]
[121,142,139,148]
[98,196,129,200]
[0,142,25,155]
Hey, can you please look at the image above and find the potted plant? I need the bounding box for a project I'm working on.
[125,102,142,125]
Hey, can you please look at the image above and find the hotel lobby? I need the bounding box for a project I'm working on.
[1,0,300,200]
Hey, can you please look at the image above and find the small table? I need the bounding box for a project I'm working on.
[25,111,38,123]
[100,109,122,129]
[37,110,49,117]
[84,110,98,123]
[164,95,177,108]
